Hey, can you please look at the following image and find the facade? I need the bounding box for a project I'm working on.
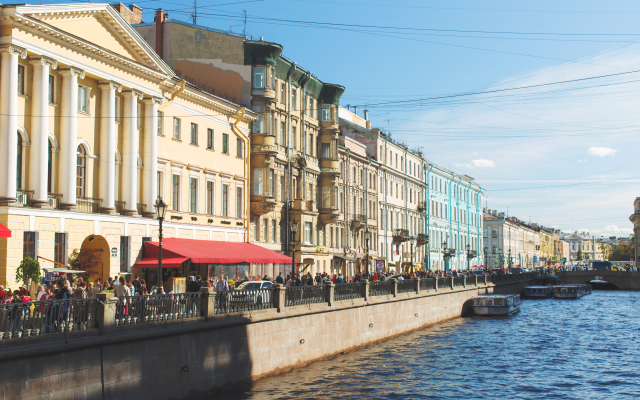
[483,211,540,269]
[0,3,254,286]
[630,197,640,264]
[560,232,602,262]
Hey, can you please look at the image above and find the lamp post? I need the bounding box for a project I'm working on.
[289,217,299,276]
[154,197,167,294]
[364,229,371,277]
[442,240,449,272]
[483,245,488,271]
[466,244,471,272]
[508,248,512,271]
[410,237,416,274]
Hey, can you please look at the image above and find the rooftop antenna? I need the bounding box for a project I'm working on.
[193,0,197,24]
[243,10,247,38]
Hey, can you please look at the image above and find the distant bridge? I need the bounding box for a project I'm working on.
[556,270,640,291]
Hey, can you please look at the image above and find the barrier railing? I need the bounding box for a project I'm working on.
[334,283,364,301]
[114,293,202,326]
[216,288,275,314]
[420,278,435,290]
[438,277,449,288]
[369,281,393,297]
[453,277,464,287]
[0,298,99,339]
[397,279,416,294]
[285,286,325,307]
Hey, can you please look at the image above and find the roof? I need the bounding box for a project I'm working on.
[136,238,296,265]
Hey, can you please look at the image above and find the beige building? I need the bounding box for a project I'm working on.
[630,197,640,265]
[0,3,255,286]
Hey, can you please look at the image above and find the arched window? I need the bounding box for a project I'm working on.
[16,133,23,189]
[76,145,86,198]
[47,140,53,193]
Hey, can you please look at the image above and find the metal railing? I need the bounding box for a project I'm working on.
[0,298,99,339]
[77,197,102,214]
[137,203,147,216]
[115,200,127,215]
[285,285,325,307]
[453,277,464,287]
[369,281,393,297]
[334,283,363,301]
[48,193,62,209]
[466,276,477,286]
[420,278,435,290]
[397,279,416,294]
[114,293,203,326]
[216,288,274,314]
[16,189,33,207]
[438,277,450,288]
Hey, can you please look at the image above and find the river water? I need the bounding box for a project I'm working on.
[211,291,640,399]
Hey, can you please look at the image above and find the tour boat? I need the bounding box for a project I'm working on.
[471,294,520,316]
[523,285,552,299]
[552,284,592,299]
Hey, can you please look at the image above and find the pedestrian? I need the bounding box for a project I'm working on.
[114,277,128,297]
[276,273,284,285]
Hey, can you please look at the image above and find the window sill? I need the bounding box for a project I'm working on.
[48,102,58,107]
[189,143,199,147]
[158,134,165,137]
[206,147,215,152]
[236,156,243,160]
[222,152,230,156]
[171,138,182,143]
[18,93,30,99]
[78,110,91,116]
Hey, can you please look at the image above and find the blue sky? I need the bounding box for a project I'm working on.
[51,0,640,236]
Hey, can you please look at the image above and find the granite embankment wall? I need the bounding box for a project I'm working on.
[0,277,532,400]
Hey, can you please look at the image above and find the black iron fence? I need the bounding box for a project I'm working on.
[397,279,416,294]
[0,298,99,339]
[369,281,393,297]
[114,293,202,326]
[420,278,435,290]
[453,277,464,287]
[438,277,450,288]
[285,285,325,307]
[466,276,477,286]
[215,288,275,314]
[334,283,364,301]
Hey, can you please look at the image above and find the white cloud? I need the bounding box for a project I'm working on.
[454,162,472,168]
[472,159,495,168]
[587,147,618,157]
[577,159,587,163]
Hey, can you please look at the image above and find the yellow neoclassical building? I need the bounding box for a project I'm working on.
[0,3,255,286]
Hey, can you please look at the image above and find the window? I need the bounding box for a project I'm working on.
[309,98,314,119]
[190,123,198,145]
[254,169,263,195]
[236,187,243,218]
[23,231,38,260]
[253,115,264,134]
[157,111,163,135]
[291,89,297,110]
[114,97,121,123]
[222,184,229,216]
[189,178,197,213]
[309,133,314,156]
[253,67,265,89]
[263,219,268,243]
[304,222,312,244]
[281,83,286,104]
[157,171,164,199]
[16,133,23,190]
[17,65,26,95]
[137,103,143,130]
[321,104,330,121]
[222,133,229,153]
[292,126,297,149]
[54,232,68,265]
[77,85,89,113]
[172,174,180,211]
[206,181,214,215]
[76,146,86,198]
[254,220,259,242]
[272,220,276,243]
[280,121,286,145]
[280,176,285,201]
[270,68,275,88]
[237,138,243,158]
[269,170,275,196]
[120,236,131,273]
[207,129,214,149]
[48,75,55,103]
[173,117,181,140]
[47,140,53,192]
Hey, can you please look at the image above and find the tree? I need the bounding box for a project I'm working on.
[600,243,611,261]
[16,257,41,286]
[576,248,583,261]
[68,249,101,279]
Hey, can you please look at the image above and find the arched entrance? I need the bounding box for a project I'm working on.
[80,235,111,281]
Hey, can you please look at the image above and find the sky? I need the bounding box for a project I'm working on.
[40,0,640,236]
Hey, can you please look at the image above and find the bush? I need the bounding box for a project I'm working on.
[68,249,101,278]
[16,257,41,286]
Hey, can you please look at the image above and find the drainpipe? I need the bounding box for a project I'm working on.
[300,72,310,201]
[403,148,408,267]
[383,137,388,269]
[158,80,185,111]
[364,156,372,269]
[467,181,472,267]
[455,176,461,271]
[285,63,296,262]
[345,148,356,257]
[230,107,250,242]
[425,164,433,270]
[447,174,455,272]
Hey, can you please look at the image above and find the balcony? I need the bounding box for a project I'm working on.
[417,233,429,246]
[417,201,427,213]
[77,197,103,214]
[16,190,63,209]
[250,195,277,216]
[392,229,410,244]
[290,199,318,216]
[351,214,366,230]
[16,189,33,207]
[250,133,278,155]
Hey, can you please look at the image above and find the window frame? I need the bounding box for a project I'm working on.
[172,174,181,211]
[189,177,198,213]
[48,75,55,104]
[253,66,265,89]
[207,128,214,150]
[190,123,198,145]
[173,117,181,140]
[206,180,215,215]
[222,133,229,154]
[77,85,89,113]
[157,111,164,135]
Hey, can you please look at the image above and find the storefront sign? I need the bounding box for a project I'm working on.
[111,247,118,257]
[376,260,385,273]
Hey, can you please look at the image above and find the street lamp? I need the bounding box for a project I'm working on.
[466,244,471,272]
[508,248,512,271]
[154,197,167,294]
[289,218,299,276]
[483,245,488,270]
[409,237,416,274]
[364,229,371,277]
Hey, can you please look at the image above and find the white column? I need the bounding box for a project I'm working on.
[142,96,161,216]
[98,81,121,213]
[29,57,57,206]
[121,89,142,215]
[58,67,85,209]
[0,45,27,205]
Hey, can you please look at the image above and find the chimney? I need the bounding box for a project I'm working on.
[353,105,358,115]
[129,4,142,24]
[154,9,168,58]
[364,109,369,120]
[111,3,142,24]
[346,105,350,111]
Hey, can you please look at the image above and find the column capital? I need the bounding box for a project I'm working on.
[29,56,57,69]
[98,80,122,92]
[142,96,163,105]
[58,67,85,79]
[122,89,143,99]
[0,44,27,59]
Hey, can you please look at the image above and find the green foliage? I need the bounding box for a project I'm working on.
[16,257,41,285]
[608,243,635,262]
[68,249,101,278]
[576,249,583,261]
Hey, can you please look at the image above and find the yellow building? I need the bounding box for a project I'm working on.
[0,3,255,286]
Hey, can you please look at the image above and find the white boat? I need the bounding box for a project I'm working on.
[552,284,591,299]
[523,285,552,299]
[472,294,520,316]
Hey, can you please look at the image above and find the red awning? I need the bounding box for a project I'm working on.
[0,223,11,238]
[133,256,188,269]
[138,238,296,265]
